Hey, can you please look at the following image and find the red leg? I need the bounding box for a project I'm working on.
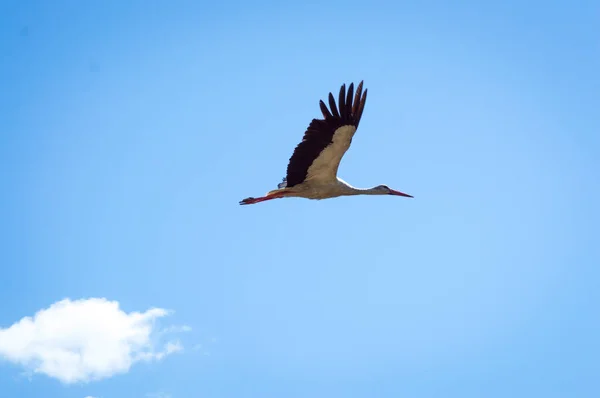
[239,193,285,205]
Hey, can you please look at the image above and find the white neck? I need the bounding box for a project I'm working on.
[343,185,385,196]
[337,178,386,196]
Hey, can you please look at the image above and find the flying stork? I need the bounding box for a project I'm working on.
[240,81,413,205]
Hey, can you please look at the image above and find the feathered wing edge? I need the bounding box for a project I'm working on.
[277,81,367,190]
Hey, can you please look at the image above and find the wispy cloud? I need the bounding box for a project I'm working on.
[137,340,183,361]
[0,298,187,384]
[160,325,192,334]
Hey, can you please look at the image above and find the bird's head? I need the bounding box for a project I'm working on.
[374,184,413,198]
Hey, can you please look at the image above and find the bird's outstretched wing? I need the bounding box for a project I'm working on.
[278,81,368,189]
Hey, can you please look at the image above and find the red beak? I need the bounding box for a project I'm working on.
[389,189,413,198]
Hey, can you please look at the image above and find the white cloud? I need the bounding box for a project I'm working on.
[84,396,97,398]
[0,298,188,384]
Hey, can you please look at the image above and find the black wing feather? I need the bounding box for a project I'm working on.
[319,100,332,119]
[345,83,354,119]
[328,93,340,118]
[338,84,346,120]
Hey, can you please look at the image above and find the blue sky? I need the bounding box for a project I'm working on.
[1,0,599,397]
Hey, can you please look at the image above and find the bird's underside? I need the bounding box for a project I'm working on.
[239,182,347,205]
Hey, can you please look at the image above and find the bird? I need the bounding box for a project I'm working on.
[240,81,413,205]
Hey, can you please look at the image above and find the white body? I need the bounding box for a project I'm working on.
[278,178,369,199]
